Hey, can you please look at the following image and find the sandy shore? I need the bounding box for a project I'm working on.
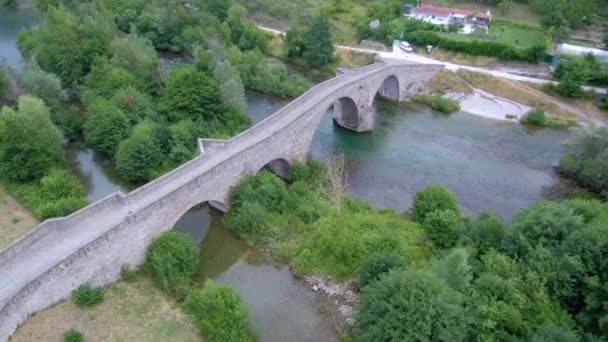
[447,89,531,122]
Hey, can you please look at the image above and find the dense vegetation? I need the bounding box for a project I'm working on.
[184,280,253,341]
[144,231,253,341]
[413,93,461,113]
[0,96,86,219]
[14,0,310,186]
[549,54,608,105]
[225,159,608,340]
[145,231,200,300]
[559,126,608,198]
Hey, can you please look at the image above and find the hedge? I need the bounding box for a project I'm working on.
[403,31,547,62]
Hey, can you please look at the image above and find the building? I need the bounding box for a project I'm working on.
[404,4,492,32]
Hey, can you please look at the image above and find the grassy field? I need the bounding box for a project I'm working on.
[0,185,37,249]
[11,276,200,342]
[438,24,547,49]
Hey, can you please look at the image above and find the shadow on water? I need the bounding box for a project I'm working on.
[173,204,339,342]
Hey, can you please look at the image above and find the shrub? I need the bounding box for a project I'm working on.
[357,270,467,341]
[184,280,252,342]
[63,329,84,342]
[359,253,404,288]
[293,209,428,280]
[72,284,104,307]
[145,231,199,300]
[522,108,547,126]
[411,185,460,223]
[414,94,460,113]
[423,209,464,249]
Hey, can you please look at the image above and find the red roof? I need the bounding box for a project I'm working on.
[411,5,473,17]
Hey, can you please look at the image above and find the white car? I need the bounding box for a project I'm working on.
[399,41,414,53]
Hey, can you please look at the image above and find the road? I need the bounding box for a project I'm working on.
[258,25,607,95]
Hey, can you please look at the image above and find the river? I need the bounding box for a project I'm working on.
[1,9,571,341]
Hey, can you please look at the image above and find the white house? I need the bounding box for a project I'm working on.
[408,5,473,26]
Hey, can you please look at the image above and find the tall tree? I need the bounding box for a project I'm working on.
[303,15,335,68]
[0,96,64,182]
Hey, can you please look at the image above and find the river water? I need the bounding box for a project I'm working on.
[1,9,571,341]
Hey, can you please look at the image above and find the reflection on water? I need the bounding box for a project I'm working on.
[174,205,339,342]
[66,143,132,202]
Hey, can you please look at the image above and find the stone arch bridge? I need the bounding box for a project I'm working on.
[0,58,442,339]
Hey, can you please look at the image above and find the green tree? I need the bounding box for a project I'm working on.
[302,15,335,67]
[109,34,163,96]
[213,61,247,114]
[411,185,460,223]
[0,96,64,182]
[284,25,305,58]
[357,270,467,341]
[431,248,472,292]
[423,209,463,249]
[17,7,115,88]
[83,98,130,156]
[81,58,137,105]
[184,280,253,342]
[115,121,164,182]
[145,231,199,300]
[466,211,504,253]
[110,87,156,125]
[504,201,584,256]
[359,253,404,288]
[157,66,222,123]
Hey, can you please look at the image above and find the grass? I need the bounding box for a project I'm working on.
[11,276,200,342]
[437,24,547,49]
[429,70,473,94]
[422,47,499,66]
[0,184,37,249]
[426,0,542,25]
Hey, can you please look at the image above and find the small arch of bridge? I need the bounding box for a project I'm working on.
[259,158,291,180]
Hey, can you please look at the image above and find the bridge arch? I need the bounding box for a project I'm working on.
[168,199,229,234]
[332,97,361,132]
[376,74,400,102]
[259,158,291,180]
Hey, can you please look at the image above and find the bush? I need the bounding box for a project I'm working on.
[293,209,429,280]
[145,231,199,300]
[522,108,547,126]
[359,253,404,288]
[357,270,467,341]
[63,329,84,342]
[466,211,504,252]
[423,209,464,249]
[115,121,164,182]
[414,94,460,113]
[72,284,104,307]
[411,185,460,223]
[184,280,252,342]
